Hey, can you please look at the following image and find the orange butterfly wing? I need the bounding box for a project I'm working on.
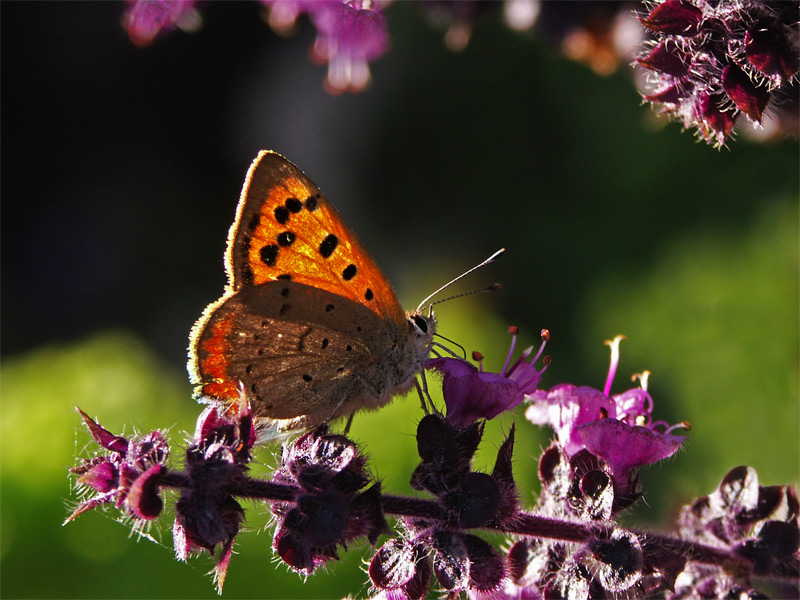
[226,150,406,324]
[189,151,411,406]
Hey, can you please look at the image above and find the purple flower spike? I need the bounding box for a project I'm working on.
[426,327,549,428]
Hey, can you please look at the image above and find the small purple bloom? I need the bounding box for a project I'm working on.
[637,40,690,78]
[310,1,390,94]
[426,327,549,428]
[123,0,197,47]
[259,0,390,93]
[525,336,687,480]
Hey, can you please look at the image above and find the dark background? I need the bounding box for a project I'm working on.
[2,2,797,598]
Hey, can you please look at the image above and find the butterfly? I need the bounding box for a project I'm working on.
[188,151,435,433]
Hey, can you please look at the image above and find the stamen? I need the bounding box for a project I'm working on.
[603,335,626,397]
[472,350,484,371]
[666,421,691,434]
[632,370,651,392]
[500,326,519,375]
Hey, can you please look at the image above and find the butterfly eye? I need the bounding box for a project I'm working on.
[410,314,429,335]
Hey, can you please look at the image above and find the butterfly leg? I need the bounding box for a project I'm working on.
[414,372,440,416]
[342,411,356,436]
[414,379,429,414]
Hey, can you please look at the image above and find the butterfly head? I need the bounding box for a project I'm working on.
[407,308,436,356]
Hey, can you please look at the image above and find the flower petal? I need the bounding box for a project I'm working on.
[575,419,685,480]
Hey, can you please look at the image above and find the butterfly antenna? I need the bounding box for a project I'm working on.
[416,248,505,311]
[432,334,467,358]
[428,283,501,308]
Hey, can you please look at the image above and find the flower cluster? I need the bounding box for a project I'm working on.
[66,408,169,523]
[172,402,256,590]
[673,465,800,598]
[369,415,515,598]
[269,426,387,574]
[636,0,800,146]
[526,336,687,496]
[66,329,799,597]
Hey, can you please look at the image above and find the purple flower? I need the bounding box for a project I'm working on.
[122,0,197,47]
[261,0,390,94]
[525,336,687,481]
[636,0,800,146]
[426,327,549,428]
[66,408,169,523]
[310,1,390,94]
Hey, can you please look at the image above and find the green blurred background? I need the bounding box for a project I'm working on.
[1,2,797,598]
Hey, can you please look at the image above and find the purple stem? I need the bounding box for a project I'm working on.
[154,470,786,577]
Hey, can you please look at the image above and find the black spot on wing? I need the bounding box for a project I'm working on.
[285,197,302,213]
[274,206,290,225]
[342,264,357,280]
[319,234,338,258]
[277,231,296,247]
[260,244,279,267]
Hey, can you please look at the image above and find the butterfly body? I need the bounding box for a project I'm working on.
[189,151,435,432]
